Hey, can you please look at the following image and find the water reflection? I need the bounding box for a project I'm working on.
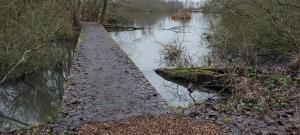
[0,41,75,131]
[110,13,216,107]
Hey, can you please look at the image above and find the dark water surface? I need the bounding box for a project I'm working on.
[110,12,217,107]
[0,41,76,131]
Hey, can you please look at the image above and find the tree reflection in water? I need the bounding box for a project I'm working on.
[0,41,75,131]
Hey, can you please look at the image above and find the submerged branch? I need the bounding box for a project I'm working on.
[0,27,63,85]
[0,113,29,126]
[276,0,300,9]
[104,25,150,32]
[1,0,21,8]
[0,50,31,84]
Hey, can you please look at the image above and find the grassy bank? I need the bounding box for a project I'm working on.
[155,66,299,134]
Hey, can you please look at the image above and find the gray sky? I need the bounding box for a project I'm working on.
[164,0,206,7]
[171,0,206,5]
[179,0,206,2]
[180,0,206,7]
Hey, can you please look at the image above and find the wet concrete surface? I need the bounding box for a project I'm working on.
[55,22,170,131]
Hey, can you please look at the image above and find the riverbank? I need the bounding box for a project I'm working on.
[156,67,300,134]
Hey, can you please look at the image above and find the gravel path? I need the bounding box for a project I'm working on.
[55,22,170,131]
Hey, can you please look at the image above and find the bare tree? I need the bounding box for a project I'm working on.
[101,0,109,23]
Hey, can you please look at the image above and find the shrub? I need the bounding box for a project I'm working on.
[204,0,300,65]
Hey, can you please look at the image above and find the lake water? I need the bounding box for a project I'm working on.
[110,12,217,107]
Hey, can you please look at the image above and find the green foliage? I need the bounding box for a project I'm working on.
[264,79,278,90]
[236,99,258,111]
[47,113,58,123]
[263,75,293,90]
[222,115,233,125]
[273,96,286,108]
[276,75,293,86]
[254,104,266,112]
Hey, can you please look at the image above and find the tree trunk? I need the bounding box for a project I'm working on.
[101,0,109,23]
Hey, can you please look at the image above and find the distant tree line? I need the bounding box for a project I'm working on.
[116,0,183,12]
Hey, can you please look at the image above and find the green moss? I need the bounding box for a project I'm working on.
[223,115,233,125]
[262,74,293,90]
[171,106,184,115]
[155,67,219,83]
[173,68,215,75]
[273,96,287,108]
[161,67,216,77]
[274,75,293,86]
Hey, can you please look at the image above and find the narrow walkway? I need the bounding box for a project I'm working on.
[56,22,170,130]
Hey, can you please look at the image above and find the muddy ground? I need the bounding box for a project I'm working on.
[183,86,300,135]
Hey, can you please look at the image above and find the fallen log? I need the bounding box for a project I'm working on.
[154,67,233,90]
[104,25,149,32]
[155,67,220,82]
[154,67,294,92]
[154,66,270,81]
